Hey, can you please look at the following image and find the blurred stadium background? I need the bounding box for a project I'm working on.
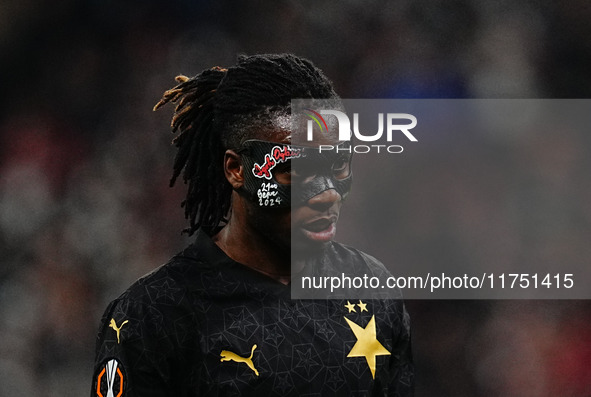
[1,0,591,395]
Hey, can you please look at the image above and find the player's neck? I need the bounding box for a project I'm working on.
[212,216,292,285]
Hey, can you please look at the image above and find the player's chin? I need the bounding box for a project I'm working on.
[291,223,336,254]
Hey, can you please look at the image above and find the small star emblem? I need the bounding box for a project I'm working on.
[357,300,368,312]
[344,301,356,313]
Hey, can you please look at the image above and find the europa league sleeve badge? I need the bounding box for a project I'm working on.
[93,358,126,397]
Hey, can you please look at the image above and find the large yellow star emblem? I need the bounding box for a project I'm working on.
[344,315,390,379]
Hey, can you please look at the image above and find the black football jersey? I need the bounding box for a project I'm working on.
[91,231,413,396]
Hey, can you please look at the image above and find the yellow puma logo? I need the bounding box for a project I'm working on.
[109,318,128,344]
[220,344,259,376]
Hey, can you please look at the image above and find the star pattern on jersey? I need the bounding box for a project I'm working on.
[148,279,183,304]
[208,331,226,347]
[279,301,310,331]
[264,325,284,347]
[345,351,368,376]
[173,316,194,346]
[324,366,344,392]
[228,309,257,336]
[223,306,260,342]
[344,315,391,379]
[273,372,293,394]
[202,271,240,295]
[294,347,320,378]
[139,305,166,338]
[314,320,336,342]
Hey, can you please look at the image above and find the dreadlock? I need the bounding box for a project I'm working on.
[154,53,338,235]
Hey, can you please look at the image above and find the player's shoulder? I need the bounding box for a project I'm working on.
[94,243,222,346]
[114,243,214,305]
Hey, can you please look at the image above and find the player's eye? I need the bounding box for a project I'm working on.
[273,162,292,185]
[290,161,318,182]
[332,155,351,180]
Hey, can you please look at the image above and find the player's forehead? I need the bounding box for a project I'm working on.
[253,127,291,145]
[247,112,340,146]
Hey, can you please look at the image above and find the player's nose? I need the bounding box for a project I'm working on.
[307,187,341,210]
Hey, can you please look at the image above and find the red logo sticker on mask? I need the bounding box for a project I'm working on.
[252,145,302,180]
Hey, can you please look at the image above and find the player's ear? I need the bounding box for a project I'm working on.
[223,149,244,189]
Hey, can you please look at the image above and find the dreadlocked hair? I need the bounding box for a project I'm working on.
[154,53,339,236]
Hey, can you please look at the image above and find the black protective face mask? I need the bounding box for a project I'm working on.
[237,140,353,208]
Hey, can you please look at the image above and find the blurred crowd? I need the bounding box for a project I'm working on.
[1,0,591,396]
